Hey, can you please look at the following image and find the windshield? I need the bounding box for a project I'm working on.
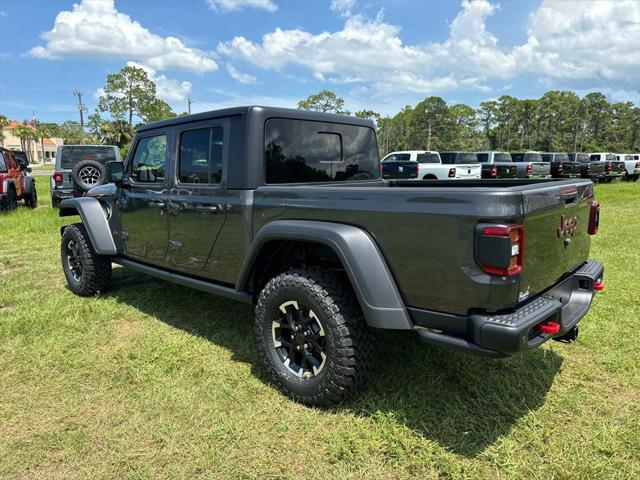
[59,146,117,169]
[416,153,440,163]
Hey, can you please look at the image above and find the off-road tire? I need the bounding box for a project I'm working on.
[25,186,37,208]
[72,159,107,191]
[61,223,112,296]
[255,268,374,407]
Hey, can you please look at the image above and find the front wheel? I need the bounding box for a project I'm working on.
[255,268,374,407]
[61,223,112,296]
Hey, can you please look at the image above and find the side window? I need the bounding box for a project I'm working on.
[0,154,6,173]
[130,134,167,183]
[178,126,224,184]
[265,118,379,184]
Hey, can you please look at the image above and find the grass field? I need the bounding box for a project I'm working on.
[1,177,639,479]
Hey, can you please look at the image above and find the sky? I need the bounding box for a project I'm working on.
[0,0,638,124]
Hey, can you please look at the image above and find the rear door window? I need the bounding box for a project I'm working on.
[59,146,116,169]
[178,127,224,184]
[265,118,379,183]
[130,135,167,183]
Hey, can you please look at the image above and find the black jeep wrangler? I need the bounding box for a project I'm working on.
[58,107,604,406]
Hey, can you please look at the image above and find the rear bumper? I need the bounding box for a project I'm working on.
[413,259,604,357]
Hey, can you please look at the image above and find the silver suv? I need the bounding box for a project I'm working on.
[50,145,120,207]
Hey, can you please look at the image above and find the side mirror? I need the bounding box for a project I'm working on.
[26,167,32,173]
[107,161,125,184]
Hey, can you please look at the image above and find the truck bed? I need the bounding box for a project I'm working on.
[251,177,594,316]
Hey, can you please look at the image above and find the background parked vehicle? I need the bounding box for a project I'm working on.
[438,151,482,179]
[541,152,581,178]
[475,151,518,179]
[589,153,625,183]
[615,154,640,181]
[380,152,419,179]
[50,145,120,207]
[0,148,37,210]
[568,152,604,181]
[509,152,551,178]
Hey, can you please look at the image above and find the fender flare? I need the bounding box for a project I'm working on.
[2,179,13,195]
[237,220,412,330]
[59,197,117,255]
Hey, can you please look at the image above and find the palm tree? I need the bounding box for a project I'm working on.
[35,123,54,164]
[13,125,38,161]
[0,115,8,146]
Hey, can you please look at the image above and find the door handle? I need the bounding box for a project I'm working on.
[195,205,219,214]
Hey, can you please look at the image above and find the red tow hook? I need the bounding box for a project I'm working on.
[594,280,605,291]
[537,321,560,335]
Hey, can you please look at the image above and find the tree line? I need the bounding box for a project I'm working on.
[298,90,640,156]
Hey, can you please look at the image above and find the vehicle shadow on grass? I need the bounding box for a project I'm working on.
[108,267,563,458]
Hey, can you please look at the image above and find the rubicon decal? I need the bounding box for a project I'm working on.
[557,215,578,238]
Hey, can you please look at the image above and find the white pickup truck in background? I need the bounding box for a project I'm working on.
[380,150,481,180]
[615,153,640,181]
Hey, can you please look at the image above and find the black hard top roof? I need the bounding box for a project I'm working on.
[137,106,375,132]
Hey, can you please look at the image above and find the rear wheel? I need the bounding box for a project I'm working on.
[6,188,18,210]
[255,268,374,407]
[25,186,37,208]
[61,223,112,296]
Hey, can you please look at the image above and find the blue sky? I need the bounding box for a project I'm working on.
[0,0,638,124]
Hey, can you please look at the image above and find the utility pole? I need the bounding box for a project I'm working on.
[187,96,193,114]
[74,90,87,144]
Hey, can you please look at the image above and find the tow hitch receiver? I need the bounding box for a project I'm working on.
[537,320,560,335]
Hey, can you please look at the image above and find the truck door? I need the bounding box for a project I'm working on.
[117,130,171,263]
[166,119,228,271]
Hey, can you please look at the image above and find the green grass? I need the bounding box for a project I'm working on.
[1,177,639,479]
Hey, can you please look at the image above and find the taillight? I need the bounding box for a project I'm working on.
[525,163,533,174]
[477,225,524,277]
[606,162,612,172]
[557,164,563,172]
[53,172,63,185]
[635,162,640,169]
[448,167,456,178]
[379,164,384,177]
[588,201,600,235]
[490,166,497,177]
[586,164,591,172]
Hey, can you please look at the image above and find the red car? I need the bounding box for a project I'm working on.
[0,148,38,210]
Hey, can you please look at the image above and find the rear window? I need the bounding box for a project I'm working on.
[541,154,552,162]
[477,153,489,162]
[265,118,379,184]
[416,153,440,163]
[589,154,601,161]
[59,146,116,169]
[441,152,478,164]
[555,153,568,162]
[513,152,542,162]
[495,153,511,162]
[384,153,411,162]
[605,154,615,161]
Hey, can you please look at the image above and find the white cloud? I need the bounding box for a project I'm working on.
[331,0,357,17]
[219,0,640,99]
[226,64,257,84]
[207,0,277,13]
[28,0,217,73]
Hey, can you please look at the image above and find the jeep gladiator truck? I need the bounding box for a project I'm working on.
[58,107,604,407]
[590,153,625,182]
[510,152,552,179]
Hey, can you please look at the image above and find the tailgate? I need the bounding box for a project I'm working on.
[381,162,418,179]
[498,164,518,178]
[455,164,481,179]
[531,162,550,177]
[519,181,593,296]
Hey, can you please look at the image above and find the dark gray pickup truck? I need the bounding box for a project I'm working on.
[58,107,604,406]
